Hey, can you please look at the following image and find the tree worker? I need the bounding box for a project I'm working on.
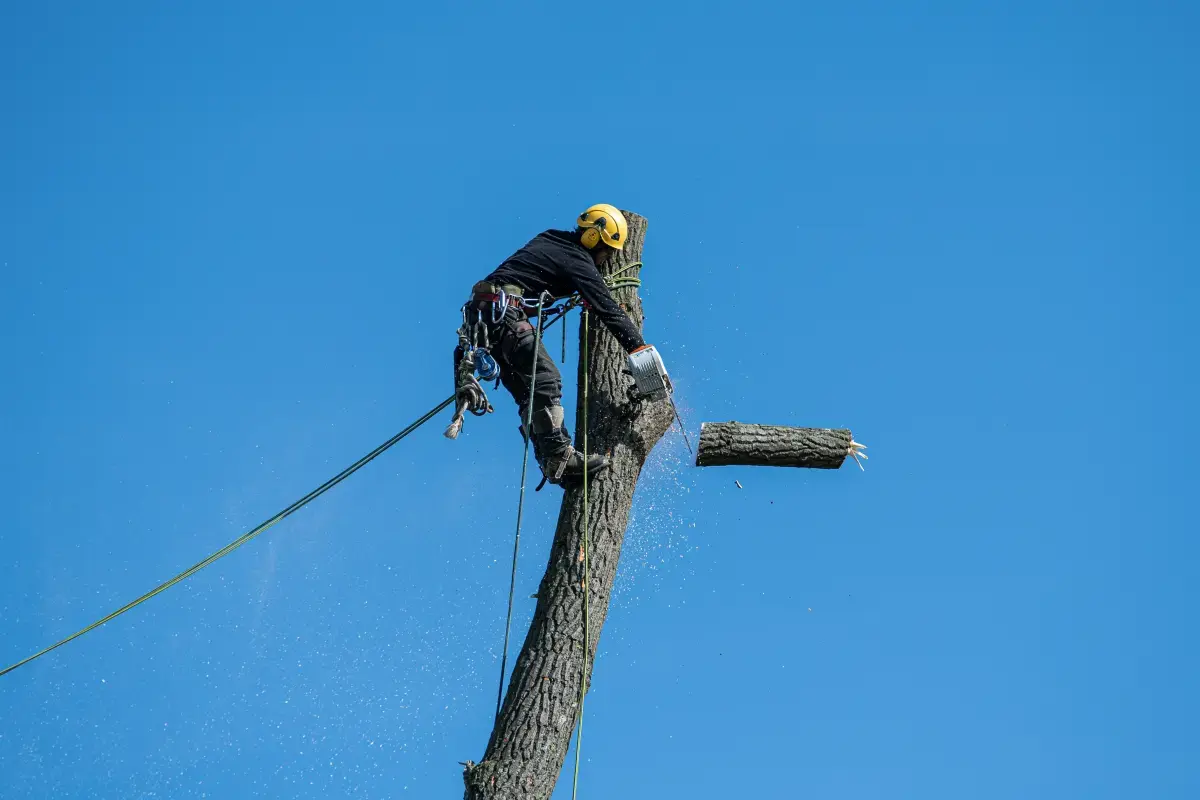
[449,204,669,486]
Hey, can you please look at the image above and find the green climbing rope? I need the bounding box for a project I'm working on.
[2,262,647,684]
[569,261,642,795]
[495,291,550,721]
[1,395,455,679]
[489,260,645,793]
[571,307,594,800]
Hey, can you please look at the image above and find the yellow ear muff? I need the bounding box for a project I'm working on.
[580,225,601,249]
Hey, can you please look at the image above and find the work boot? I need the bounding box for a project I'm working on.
[529,406,609,485]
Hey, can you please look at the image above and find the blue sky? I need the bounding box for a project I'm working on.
[2,2,1197,797]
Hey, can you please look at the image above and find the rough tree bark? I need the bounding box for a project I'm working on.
[463,212,674,800]
[695,422,858,470]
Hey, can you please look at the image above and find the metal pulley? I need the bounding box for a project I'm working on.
[474,349,500,382]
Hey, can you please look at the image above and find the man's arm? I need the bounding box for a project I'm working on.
[563,255,646,352]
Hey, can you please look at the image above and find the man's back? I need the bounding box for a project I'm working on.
[486,229,590,300]
[485,229,644,353]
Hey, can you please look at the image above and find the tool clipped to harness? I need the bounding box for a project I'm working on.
[626,345,673,401]
[445,340,496,440]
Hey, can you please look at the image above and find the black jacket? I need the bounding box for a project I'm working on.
[485,229,646,353]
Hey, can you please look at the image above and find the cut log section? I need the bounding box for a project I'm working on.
[696,422,867,470]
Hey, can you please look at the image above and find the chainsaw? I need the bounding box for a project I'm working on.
[626,345,692,454]
[627,345,673,401]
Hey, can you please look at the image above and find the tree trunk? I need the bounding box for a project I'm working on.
[463,212,674,800]
[695,422,854,470]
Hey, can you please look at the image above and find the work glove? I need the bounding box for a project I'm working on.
[626,344,673,401]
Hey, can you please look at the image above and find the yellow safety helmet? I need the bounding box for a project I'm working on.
[576,203,628,251]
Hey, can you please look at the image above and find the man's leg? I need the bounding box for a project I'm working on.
[494,310,608,483]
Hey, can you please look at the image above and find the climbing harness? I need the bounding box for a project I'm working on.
[0,395,455,679]
[446,285,576,442]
